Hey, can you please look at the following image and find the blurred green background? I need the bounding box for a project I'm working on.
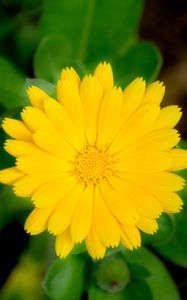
[0,0,187,299]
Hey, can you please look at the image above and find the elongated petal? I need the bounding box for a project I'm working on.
[93,188,120,247]
[2,118,32,140]
[25,206,53,234]
[57,79,85,141]
[27,86,52,109]
[33,131,75,160]
[16,153,71,175]
[43,98,84,149]
[32,177,77,207]
[0,167,23,184]
[169,149,187,171]
[142,81,165,105]
[80,75,103,143]
[4,139,39,157]
[121,172,185,192]
[94,62,113,92]
[86,224,106,259]
[136,216,158,234]
[116,152,172,173]
[60,67,80,91]
[97,87,123,145]
[110,105,160,153]
[151,190,183,213]
[55,229,75,258]
[70,186,93,243]
[120,226,141,250]
[100,180,138,225]
[21,106,53,132]
[48,184,84,235]
[151,105,182,130]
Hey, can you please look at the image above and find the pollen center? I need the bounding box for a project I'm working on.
[73,145,113,185]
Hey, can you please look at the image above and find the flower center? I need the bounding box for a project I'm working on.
[73,145,113,185]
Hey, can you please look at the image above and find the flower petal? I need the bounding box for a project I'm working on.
[80,75,103,143]
[60,67,80,91]
[151,105,182,130]
[120,225,141,250]
[2,118,32,140]
[136,216,158,234]
[0,167,23,185]
[93,187,120,247]
[32,176,77,208]
[141,81,165,105]
[4,139,39,157]
[47,183,84,234]
[94,62,113,92]
[85,224,106,259]
[25,206,53,235]
[70,186,93,243]
[55,229,75,258]
[151,190,183,213]
[26,86,52,109]
[97,87,123,145]
[169,149,187,171]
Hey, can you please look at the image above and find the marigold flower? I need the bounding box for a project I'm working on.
[0,62,187,259]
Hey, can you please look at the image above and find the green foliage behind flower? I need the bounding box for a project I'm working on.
[0,1,186,300]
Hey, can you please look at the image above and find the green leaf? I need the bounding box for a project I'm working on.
[34,35,74,82]
[155,168,187,266]
[128,263,151,280]
[22,78,56,103]
[114,42,162,87]
[40,0,144,63]
[88,285,125,300]
[71,241,86,254]
[0,56,25,109]
[124,247,181,300]
[43,255,86,300]
[123,279,153,300]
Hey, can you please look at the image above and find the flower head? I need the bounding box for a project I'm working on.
[1,62,187,259]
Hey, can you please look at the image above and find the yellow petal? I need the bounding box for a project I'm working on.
[43,98,84,149]
[97,87,123,145]
[85,224,106,259]
[122,77,146,121]
[100,180,138,225]
[16,153,71,174]
[26,86,52,109]
[110,105,160,153]
[120,225,141,250]
[21,106,53,132]
[116,152,172,173]
[33,131,75,160]
[93,187,120,247]
[2,118,32,141]
[55,229,75,258]
[0,167,23,185]
[80,75,103,144]
[141,81,165,105]
[70,186,93,243]
[48,183,84,234]
[4,139,39,157]
[32,176,77,208]
[114,178,163,218]
[57,78,85,141]
[136,216,158,234]
[151,105,182,131]
[25,206,53,235]
[94,62,114,93]
[121,172,185,192]
[151,190,183,213]
[117,129,180,160]
[13,174,62,197]
[169,149,187,171]
[60,67,80,91]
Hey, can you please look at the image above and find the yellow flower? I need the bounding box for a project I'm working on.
[0,62,187,259]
